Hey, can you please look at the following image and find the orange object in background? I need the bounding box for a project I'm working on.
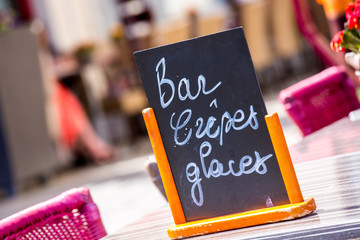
[316,0,349,35]
[316,0,348,19]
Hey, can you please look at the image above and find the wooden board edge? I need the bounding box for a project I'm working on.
[142,108,186,224]
[265,113,304,204]
[167,198,316,239]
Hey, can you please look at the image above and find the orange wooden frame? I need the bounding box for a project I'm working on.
[142,108,316,239]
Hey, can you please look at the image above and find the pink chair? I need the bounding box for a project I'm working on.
[279,66,360,136]
[292,0,344,67]
[0,187,106,240]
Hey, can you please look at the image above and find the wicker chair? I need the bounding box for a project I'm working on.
[279,66,360,136]
[0,187,106,240]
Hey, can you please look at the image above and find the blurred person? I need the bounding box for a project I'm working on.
[32,20,117,166]
[54,79,117,165]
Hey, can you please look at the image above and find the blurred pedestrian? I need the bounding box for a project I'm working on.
[32,20,117,166]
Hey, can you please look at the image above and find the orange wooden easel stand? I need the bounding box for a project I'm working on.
[142,108,316,239]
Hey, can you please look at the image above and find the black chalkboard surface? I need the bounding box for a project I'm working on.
[134,27,289,222]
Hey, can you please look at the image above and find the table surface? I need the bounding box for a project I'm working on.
[289,116,360,164]
[103,117,360,240]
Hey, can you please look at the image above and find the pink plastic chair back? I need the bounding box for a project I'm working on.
[292,0,343,67]
[0,187,106,240]
[279,66,360,136]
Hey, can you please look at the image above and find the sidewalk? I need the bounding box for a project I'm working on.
[0,88,303,235]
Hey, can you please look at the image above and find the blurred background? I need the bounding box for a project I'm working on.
[0,0,348,234]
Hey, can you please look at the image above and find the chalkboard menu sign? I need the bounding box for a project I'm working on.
[134,27,289,222]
